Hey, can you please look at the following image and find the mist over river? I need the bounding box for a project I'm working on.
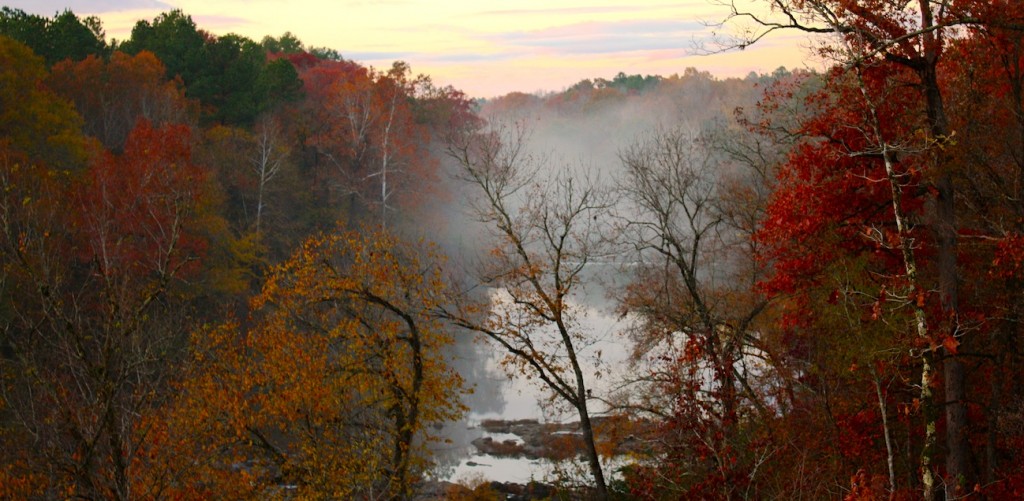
[430,285,635,486]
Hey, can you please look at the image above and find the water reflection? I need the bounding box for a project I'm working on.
[428,332,505,480]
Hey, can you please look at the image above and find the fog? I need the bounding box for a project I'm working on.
[425,68,794,484]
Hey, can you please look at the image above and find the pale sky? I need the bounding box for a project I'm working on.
[8,0,822,98]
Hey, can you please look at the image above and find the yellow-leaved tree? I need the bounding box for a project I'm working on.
[140,227,466,499]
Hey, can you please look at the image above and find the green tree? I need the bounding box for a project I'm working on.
[43,10,106,63]
[258,57,303,108]
[260,31,304,54]
[0,8,105,65]
[124,14,302,126]
[0,7,44,54]
[190,33,263,124]
[120,10,204,87]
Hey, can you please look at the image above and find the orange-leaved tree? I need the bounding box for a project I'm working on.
[143,227,466,499]
[48,49,197,152]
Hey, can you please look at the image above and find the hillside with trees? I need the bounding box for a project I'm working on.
[2,3,1024,499]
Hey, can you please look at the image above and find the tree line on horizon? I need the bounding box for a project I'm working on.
[2,3,1024,500]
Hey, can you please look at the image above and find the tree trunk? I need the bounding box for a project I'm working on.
[857,64,939,499]
[920,56,969,497]
[986,345,1002,485]
[938,169,968,495]
[564,317,609,500]
[577,399,609,500]
[874,370,896,494]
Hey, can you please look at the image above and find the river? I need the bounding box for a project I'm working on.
[431,290,635,488]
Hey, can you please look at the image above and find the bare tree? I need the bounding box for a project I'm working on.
[615,125,773,498]
[250,114,287,237]
[444,120,615,499]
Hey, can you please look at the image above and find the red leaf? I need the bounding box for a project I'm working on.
[942,335,960,355]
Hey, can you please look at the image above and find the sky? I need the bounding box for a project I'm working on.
[7,0,823,98]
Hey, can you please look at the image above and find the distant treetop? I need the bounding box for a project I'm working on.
[0,7,106,65]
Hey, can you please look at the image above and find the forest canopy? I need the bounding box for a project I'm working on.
[2,3,1024,500]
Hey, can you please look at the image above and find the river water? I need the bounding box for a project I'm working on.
[432,291,634,486]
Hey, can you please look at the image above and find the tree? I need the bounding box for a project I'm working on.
[258,57,303,110]
[191,33,268,125]
[122,14,302,126]
[0,8,106,65]
[940,13,1024,492]
[48,50,197,152]
[0,35,90,170]
[754,63,936,498]
[146,228,465,499]
[0,7,46,57]
[301,60,435,226]
[120,10,205,87]
[43,10,106,64]
[721,1,1024,496]
[309,46,343,61]
[197,112,315,269]
[0,120,208,499]
[614,125,773,498]
[0,141,73,498]
[261,31,304,54]
[249,115,287,237]
[445,120,615,499]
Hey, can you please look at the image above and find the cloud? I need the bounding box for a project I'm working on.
[424,51,523,63]
[474,5,650,17]
[5,0,172,16]
[485,19,710,56]
[342,50,417,61]
[191,14,255,32]
[345,49,523,66]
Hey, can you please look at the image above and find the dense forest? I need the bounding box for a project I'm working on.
[2,2,1024,500]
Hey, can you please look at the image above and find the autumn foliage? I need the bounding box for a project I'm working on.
[0,117,209,498]
[298,60,438,226]
[6,3,1024,500]
[143,228,465,498]
[48,50,196,151]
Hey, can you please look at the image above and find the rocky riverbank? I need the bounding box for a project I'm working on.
[471,417,647,460]
[418,416,652,499]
